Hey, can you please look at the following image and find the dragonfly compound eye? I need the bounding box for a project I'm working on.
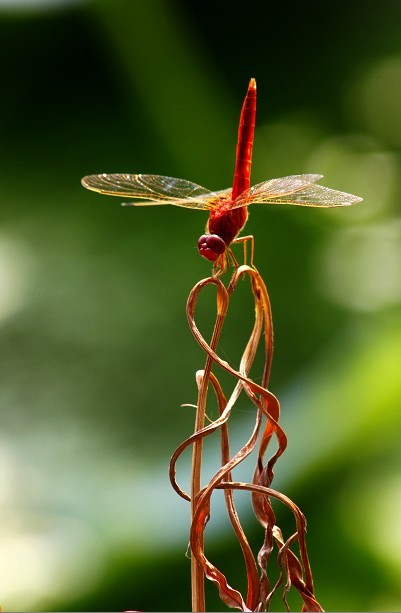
[197,234,226,262]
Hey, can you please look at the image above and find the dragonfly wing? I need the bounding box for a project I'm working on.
[262,183,364,207]
[230,174,322,208]
[81,174,227,210]
[231,174,362,208]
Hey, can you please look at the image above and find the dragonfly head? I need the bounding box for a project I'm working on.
[197,234,226,262]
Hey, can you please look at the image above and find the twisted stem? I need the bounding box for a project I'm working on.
[170,263,323,612]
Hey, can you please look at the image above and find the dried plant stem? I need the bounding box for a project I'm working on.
[191,282,228,612]
[170,263,323,612]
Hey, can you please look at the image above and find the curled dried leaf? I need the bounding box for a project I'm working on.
[171,265,323,612]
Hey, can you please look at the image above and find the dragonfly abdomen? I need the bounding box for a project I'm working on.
[231,78,256,201]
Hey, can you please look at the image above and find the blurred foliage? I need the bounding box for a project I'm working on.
[0,0,400,611]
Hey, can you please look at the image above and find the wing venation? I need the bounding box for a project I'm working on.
[81,174,229,210]
[230,174,362,208]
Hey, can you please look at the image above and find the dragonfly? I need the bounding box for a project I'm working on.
[82,78,362,265]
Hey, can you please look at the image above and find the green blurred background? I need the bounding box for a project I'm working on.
[0,0,400,611]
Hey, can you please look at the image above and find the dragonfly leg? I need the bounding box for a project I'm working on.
[231,235,254,266]
[212,252,229,277]
[226,247,239,269]
[212,240,252,276]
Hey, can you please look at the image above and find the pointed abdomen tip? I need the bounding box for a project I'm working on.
[249,78,256,89]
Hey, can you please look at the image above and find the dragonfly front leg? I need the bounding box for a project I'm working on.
[212,235,254,276]
[231,235,255,267]
[212,251,230,277]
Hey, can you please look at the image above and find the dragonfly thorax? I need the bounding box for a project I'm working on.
[207,204,249,247]
[197,234,226,262]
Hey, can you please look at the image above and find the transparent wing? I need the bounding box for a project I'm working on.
[81,174,230,210]
[230,174,323,208]
[231,174,362,208]
[262,183,363,207]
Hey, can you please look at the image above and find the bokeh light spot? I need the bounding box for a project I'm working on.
[318,219,401,312]
[0,514,105,610]
[253,116,323,180]
[307,136,399,222]
[0,234,35,323]
[338,467,401,585]
[0,0,82,9]
[352,56,401,147]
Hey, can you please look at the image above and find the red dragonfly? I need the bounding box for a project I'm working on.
[82,78,362,265]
